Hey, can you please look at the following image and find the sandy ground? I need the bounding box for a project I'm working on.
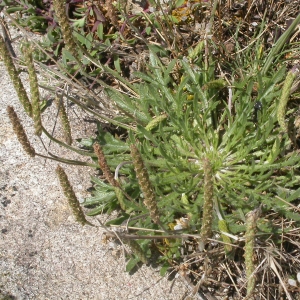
[0,30,191,300]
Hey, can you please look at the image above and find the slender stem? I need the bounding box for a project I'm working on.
[36,152,97,167]
[39,83,136,131]
[42,126,95,157]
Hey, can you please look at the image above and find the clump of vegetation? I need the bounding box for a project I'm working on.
[2,0,300,298]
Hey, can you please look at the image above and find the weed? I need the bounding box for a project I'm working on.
[3,0,300,298]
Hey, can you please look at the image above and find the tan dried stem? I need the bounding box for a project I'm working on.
[7,106,35,157]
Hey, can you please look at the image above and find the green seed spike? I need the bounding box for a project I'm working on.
[23,47,42,136]
[188,40,204,60]
[267,136,281,164]
[114,186,126,211]
[7,106,35,157]
[200,158,214,246]
[52,0,80,61]
[181,193,192,218]
[0,35,32,117]
[277,66,300,132]
[130,144,160,224]
[54,96,72,145]
[202,79,227,91]
[218,219,232,253]
[145,114,167,131]
[56,165,89,225]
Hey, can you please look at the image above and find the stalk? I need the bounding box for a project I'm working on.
[214,198,232,253]
[145,114,167,131]
[114,185,126,211]
[7,106,97,166]
[42,126,95,157]
[218,219,232,253]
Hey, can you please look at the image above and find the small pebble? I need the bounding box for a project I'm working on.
[288,278,297,287]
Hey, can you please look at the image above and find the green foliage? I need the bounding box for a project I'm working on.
[85,36,300,266]
[2,0,178,78]
[2,0,50,33]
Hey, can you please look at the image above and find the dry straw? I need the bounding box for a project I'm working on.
[130,144,160,224]
[7,106,35,157]
[0,35,32,117]
[23,47,42,136]
[56,165,88,225]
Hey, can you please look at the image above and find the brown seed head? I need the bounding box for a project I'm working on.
[130,144,160,224]
[7,106,35,157]
[93,143,117,186]
[56,165,88,225]
[0,36,32,117]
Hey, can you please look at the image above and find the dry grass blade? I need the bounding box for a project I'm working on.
[268,255,293,300]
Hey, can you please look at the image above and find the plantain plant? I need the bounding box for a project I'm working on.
[3,0,300,297]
